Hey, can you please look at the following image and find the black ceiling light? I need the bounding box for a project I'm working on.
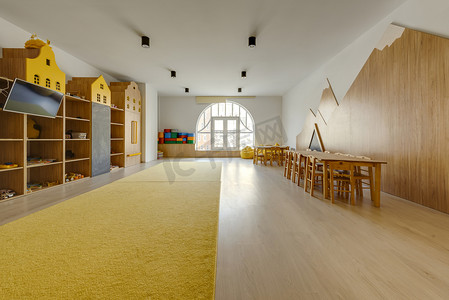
[248,36,256,48]
[238,88,242,93]
[185,88,189,93]
[141,36,150,48]
[241,71,247,78]
[171,70,176,78]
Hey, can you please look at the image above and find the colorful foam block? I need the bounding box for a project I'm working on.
[164,129,171,133]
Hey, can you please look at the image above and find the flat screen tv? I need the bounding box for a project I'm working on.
[3,78,64,118]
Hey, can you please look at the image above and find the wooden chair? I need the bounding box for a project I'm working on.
[295,153,307,187]
[304,155,324,197]
[284,151,294,179]
[353,156,374,200]
[291,152,299,183]
[328,161,356,205]
[283,150,291,177]
[270,146,282,166]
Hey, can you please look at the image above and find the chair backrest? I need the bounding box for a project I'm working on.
[328,161,354,176]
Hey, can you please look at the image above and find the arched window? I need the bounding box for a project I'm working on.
[45,78,51,88]
[196,101,254,150]
[34,75,39,84]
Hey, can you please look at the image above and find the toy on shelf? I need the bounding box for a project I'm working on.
[27,183,43,192]
[157,151,163,159]
[0,189,16,200]
[65,172,84,182]
[0,162,19,169]
[66,130,87,139]
[65,150,75,159]
[159,129,195,144]
[44,181,58,187]
[27,157,57,166]
[110,165,120,172]
[27,118,41,138]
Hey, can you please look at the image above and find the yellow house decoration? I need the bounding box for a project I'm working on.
[66,75,111,106]
[110,81,142,167]
[0,35,66,93]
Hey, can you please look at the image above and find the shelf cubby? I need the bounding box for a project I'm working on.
[27,140,63,164]
[27,115,64,139]
[65,139,90,160]
[0,140,25,168]
[27,163,63,193]
[65,159,90,181]
[0,110,25,139]
[0,168,25,199]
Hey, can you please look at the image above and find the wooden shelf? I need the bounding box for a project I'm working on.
[66,139,90,141]
[111,107,124,111]
[65,95,91,103]
[65,157,90,163]
[66,116,90,122]
[110,152,124,156]
[64,177,90,185]
[0,166,23,173]
[27,139,63,142]
[111,138,124,141]
[0,139,23,142]
[111,122,124,126]
[26,183,62,195]
[27,161,63,168]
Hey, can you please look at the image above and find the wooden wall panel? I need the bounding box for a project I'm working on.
[296,27,449,213]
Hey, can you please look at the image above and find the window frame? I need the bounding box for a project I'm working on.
[195,101,255,151]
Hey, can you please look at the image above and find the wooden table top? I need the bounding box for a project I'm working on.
[295,150,387,164]
[255,145,289,149]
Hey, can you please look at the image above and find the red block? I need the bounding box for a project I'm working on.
[165,138,176,142]
[164,129,171,133]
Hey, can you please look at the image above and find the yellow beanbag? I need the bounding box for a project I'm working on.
[240,146,254,159]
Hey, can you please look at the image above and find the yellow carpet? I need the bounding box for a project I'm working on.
[0,162,222,299]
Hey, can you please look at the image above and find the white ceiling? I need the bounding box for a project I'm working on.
[0,0,406,96]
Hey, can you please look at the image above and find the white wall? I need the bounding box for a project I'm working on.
[282,0,449,147]
[159,96,283,145]
[140,83,159,162]
[0,16,117,83]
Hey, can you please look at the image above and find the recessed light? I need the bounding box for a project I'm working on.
[248,36,256,48]
[141,36,150,48]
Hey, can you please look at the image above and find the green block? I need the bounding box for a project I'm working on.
[187,141,194,144]
[171,133,178,138]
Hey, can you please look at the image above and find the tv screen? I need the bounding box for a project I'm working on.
[3,78,64,118]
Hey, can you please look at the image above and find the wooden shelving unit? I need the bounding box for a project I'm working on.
[0,108,25,198]
[110,92,125,168]
[64,95,92,180]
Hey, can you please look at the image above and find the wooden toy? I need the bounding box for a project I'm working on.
[0,163,19,169]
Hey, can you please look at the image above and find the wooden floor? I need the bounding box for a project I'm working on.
[2,159,449,299]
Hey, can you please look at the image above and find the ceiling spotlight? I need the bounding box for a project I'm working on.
[241,71,247,78]
[238,88,242,93]
[141,36,150,48]
[171,71,176,78]
[185,88,189,93]
[248,36,256,48]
